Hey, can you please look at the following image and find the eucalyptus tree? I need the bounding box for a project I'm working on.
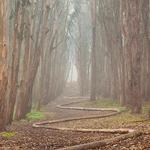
[121,0,143,113]
[15,0,70,117]
[92,0,149,113]
[35,0,70,109]
[0,0,70,122]
[141,0,150,101]
[90,0,97,100]
[95,0,121,100]
[69,0,91,96]
[7,0,33,123]
[14,0,46,120]
[0,0,8,131]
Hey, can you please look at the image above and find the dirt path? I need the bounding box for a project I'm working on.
[43,97,113,120]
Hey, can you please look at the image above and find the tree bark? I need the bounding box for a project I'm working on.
[0,0,8,131]
[90,0,97,101]
[121,0,142,113]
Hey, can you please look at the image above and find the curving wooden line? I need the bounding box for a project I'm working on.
[33,98,142,150]
[58,131,141,150]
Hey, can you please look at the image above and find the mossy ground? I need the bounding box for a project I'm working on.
[0,132,16,138]
[81,99,121,108]
[80,99,150,118]
[26,111,46,121]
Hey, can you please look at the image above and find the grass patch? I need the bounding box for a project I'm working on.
[0,132,16,138]
[142,101,150,116]
[26,111,45,121]
[80,99,150,116]
[81,99,150,127]
[78,99,150,122]
[105,112,145,124]
[81,99,120,108]
[80,99,125,111]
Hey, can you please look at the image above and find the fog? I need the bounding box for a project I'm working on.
[0,0,150,149]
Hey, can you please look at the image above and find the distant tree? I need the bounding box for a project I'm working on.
[90,0,97,100]
[70,0,91,96]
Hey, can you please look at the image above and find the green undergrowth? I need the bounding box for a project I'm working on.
[106,112,146,124]
[93,111,150,130]
[81,99,120,107]
[80,99,126,111]
[142,101,150,116]
[79,99,150,119]
[80,99,150,112]
[26,111,45,121]
[0,132,16,138]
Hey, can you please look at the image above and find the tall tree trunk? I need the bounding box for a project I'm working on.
[0,0,8,131]
[121,0,142,113]
[7,1,24,124]
[15,1,45,120]
[90,0,97,100]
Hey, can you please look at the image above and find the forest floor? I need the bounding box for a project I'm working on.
[0,97,150,150]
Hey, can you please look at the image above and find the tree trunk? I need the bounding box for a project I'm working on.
[90,0,97,101]
[121,0,142,113]
[0,0,8,131]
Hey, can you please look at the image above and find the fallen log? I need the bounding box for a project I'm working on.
[58,131,142,150]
